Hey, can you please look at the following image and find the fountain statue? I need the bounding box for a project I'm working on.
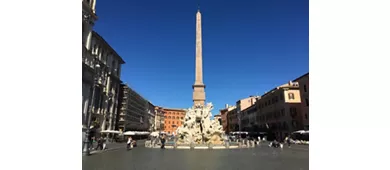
[176,103,225,145]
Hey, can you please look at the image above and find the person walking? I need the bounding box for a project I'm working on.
[95,137,103,150]
[286,135,291,148]
[102,135,107,150]
[160,135,166,149]
[126,136,132,150]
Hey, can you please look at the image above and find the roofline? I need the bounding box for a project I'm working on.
[293,72,309,81]
[92,31,126,64]
[162,108,186,111]
[240,104,257,113]
[219,108,228,112]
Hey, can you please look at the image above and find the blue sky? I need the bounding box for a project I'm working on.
[93,0,308,115]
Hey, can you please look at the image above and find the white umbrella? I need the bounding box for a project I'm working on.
[100,130,121,134]
[150,132,159,137]
[293,130,308,134]
[123,131,136,135]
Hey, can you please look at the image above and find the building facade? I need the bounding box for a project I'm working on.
[154,106,165,132]
[255,81,303,141]
[117,84,149,132]
[163,108,186,135]
[293,73,309,130]
[91,31,125,131]
[214,114,222,126]
[220,104,236,133]
[147,102,156,132]
[82,0,97,130]
[227,108,238,132]
[236,96,260,131]
[240,104,258,132]
[82,17,125,133]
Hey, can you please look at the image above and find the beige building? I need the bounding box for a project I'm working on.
[240,104,258,132]
[255,81,303,140]
[154,106,165,132]
[227,108,238,132]
[220,104,236,133]
[236,96,260,131]
[294,73,309,130]
[147,102,156,132]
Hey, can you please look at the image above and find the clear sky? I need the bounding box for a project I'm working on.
[93,0,308,115]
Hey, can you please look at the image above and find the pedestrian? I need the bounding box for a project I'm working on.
[160,135,166,149]
[126,136,132,150]
[286,136,291,148]
[95,137,103,150]
[102,135,107,150]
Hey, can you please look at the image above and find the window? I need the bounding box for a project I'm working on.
[280,93,284,100]
[290,107,297,118]
[283,122,288,130]
[304,85,307,92]
[181,117,183,120]
[176,116,179,119]
[305,98,309,106]
[168,116,171,119]
[291,120,297,128]
[288,93,295,100]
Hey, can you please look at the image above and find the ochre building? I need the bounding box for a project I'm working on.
[163,108,186,135]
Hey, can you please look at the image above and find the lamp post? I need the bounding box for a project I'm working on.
[83,59,101,156]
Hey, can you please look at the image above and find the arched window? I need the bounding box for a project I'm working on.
[93,44,98,55]
[288,93,295,100]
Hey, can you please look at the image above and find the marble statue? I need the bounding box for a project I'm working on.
[176,103,225,145]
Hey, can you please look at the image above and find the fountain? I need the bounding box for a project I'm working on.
[175,102,225,145]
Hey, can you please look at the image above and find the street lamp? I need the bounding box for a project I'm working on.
[83,59,101,156]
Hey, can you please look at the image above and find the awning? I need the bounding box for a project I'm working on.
[100,130,121,134]
[123,131,150,135]
[292,130,309,134]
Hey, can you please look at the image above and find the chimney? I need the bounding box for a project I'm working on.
[225,104,229,108]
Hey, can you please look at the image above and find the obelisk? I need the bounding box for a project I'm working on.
[192,8,206,106]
